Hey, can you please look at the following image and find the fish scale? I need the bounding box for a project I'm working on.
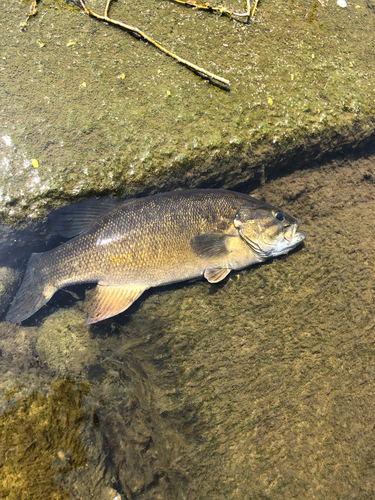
[6,190,305,324]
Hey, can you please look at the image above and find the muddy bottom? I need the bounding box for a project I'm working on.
[1,149,375,499]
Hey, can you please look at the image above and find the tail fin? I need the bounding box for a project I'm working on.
[6,253,56,323]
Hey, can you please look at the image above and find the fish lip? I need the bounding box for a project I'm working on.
[284,223,298,242]
[293,230,306,244]
[284,229,306,250]
[239,224,306,260]
[268,229,306,258]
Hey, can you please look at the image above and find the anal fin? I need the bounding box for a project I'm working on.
[204,268,231,284]
[87,284,147,324]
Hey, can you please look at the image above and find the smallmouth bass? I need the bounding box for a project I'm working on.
[6,190,305,324]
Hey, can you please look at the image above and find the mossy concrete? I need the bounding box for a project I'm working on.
[1,0,375,223]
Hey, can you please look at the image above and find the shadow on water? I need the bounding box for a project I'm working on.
[2,146,375,498]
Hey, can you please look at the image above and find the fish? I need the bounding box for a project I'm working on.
[5,189,306,324]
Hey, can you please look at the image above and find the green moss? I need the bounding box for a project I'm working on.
[4,385,24,401]
[0,377,88,500]
[1,0,375,223]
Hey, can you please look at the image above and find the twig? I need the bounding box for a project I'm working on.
[172,0,233,17]
[172,0,260,21]
[20,0,38,27]
[251,0,260,18]
[245,0,251,24]
[79,0,230,86]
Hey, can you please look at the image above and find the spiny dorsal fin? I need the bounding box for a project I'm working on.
[204,268,231,283]
[86,283,147,324]
[190,232,233,259]
[48,197,125,238]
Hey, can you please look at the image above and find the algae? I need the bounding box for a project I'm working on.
[0,0,375,222]
[0,148,374,498]
[0,377,88,500]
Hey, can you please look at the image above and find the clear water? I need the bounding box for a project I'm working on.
[1,0,375,498]
[1,147,375,499]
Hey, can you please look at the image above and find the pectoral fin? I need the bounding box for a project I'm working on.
[190,233,234,259]
[87,283,147,324]
[204,268,231,283]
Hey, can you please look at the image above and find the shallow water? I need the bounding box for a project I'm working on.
[1,147,375,498]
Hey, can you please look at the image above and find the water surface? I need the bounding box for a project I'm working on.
[1,147,375,499]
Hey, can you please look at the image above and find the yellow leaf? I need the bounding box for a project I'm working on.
[157,70,161,74]
[268,97,273,105]
[118,73,126,79]
[82,82,86,87]
[311,53,315,59]
[31,159,39,168]
[291,74,294,81]
[167,90,171,96]
[355,4,360,7]
[37,39,45,47]
[66,41,76,47]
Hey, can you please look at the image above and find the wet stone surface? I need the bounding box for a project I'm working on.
[0,0,375,222]
[1,0,375,498]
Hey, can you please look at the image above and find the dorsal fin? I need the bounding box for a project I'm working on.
[48,197,124,238]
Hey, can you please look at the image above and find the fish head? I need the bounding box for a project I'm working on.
[233,205,306,260]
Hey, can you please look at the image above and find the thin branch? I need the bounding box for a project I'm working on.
[251,0,260,18]
[171,0,260,21]
[20,0,38,27]
[103,0,111,17]
[79,0,230,86]
[245,0,251,24]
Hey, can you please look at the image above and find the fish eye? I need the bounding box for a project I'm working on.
[274,211,285,222]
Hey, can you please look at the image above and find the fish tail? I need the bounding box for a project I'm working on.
[6,253,56,323]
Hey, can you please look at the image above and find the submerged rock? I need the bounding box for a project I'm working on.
[36,308,100,377]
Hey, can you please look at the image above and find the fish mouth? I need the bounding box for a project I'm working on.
[238,222,306,260]
[284,224,297,242]
[267,223,306,258]
[277,224,306,254]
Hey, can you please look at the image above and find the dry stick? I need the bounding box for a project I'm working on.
[20,0,38,27]
[246,0,251,23]
[251,0,260,18]
[104,0,110,17]
[175,0,260,20]
[232,0,260,18]
[79,0,230,86]
[172,0,233,17]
